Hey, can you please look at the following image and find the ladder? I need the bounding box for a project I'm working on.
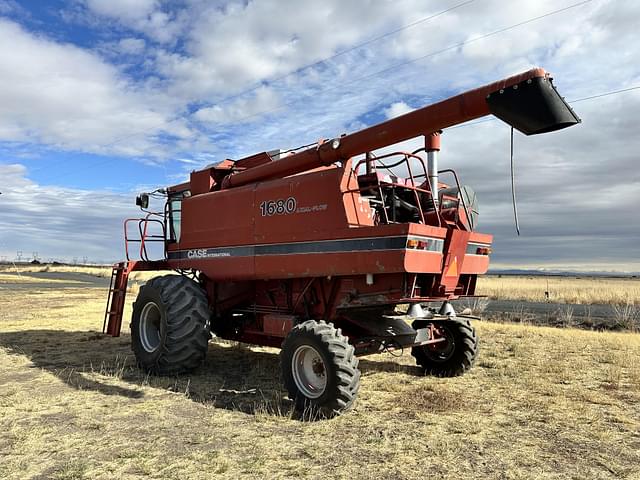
[103,261,132,337]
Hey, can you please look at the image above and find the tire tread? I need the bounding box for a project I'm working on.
[411,318,478,377]
[281,319,360,418]
[131,274,210,376]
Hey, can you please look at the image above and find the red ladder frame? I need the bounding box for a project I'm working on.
[103,262,131,337]
[103,259,170,337]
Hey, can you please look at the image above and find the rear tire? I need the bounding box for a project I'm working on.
[411,318,478,377]
[281,320,360,418]
[131,275,210,375]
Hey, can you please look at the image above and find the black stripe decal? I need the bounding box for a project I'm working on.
[168,236,444,260]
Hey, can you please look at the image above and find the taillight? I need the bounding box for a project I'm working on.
[407,238,433,250]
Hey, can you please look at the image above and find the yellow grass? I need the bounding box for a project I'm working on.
[1,281,640,478]
[0,264,165,283]
[0,263,113,277]
[4,264,639,305]
[477,275,640,305]
[0,273,84,285]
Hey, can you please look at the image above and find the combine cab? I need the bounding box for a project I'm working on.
[105,68,579,417]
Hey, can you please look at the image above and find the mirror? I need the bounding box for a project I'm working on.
[136,193,149,209]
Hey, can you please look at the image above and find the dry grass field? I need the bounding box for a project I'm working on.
[4,264,640,305]
[476,275,640,306]
[0,264,158,283]
[4,265,639,304]
[1,270,640,479]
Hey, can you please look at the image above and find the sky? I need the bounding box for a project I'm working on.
[0,0,638,271]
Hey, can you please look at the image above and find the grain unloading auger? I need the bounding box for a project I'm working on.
[104,67,579,417]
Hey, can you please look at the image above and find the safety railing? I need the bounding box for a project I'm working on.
[386,158,473,230]
[436,169,473,230]
[124,213,166,261]
[349,151,442,226]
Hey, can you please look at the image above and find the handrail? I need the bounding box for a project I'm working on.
[438,169,473,231]
[124,213,166,261]
[139,218,165,261]
[351,151,441,226]
[354,150,428,181]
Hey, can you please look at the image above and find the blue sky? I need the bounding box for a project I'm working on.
[0,0,639,270]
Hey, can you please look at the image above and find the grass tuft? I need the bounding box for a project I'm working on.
[612,303,639,331]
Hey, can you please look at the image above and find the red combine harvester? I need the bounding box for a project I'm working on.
[104,68,579,416]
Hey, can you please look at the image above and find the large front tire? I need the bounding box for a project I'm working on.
[131,275,210,375]
[411,318,478,377]
[281,320,360,418]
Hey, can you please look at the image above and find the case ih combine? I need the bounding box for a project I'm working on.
[104,67,579,417]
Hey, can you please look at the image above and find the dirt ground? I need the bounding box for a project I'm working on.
[1,274,640,479]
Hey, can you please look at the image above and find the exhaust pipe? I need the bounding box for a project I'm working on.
[425,131,441,206]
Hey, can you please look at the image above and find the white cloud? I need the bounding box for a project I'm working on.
[0,164,139,262]
[118,37,146,55]
[384,101,414,119]
[156,0,415,100]
[83,0,184,43]
[0,163,30,187]
[85,0,156,21]
[194,87,281,124]
[0,18,194,157]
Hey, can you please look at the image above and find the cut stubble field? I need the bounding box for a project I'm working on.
[1,270,639,479]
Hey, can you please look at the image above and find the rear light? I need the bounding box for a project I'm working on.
[406,239,419,249]
[407,238,434,250]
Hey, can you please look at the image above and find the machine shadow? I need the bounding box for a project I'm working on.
[0,329,423,417]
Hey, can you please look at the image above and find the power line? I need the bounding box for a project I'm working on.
[197,0,594,128]
[331,1,595,95]
[35,0,593,183]
[215,0,477,106]
[50,81,636,188]
[34,1,477,181]
[249,0,595,136]
[447,117,496,130]
[59,0,480,158]
[39,0,592,166]
[568,85,640,103]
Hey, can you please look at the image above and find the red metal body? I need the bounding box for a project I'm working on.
[104,67,579,355]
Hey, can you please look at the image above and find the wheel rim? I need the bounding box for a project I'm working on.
[139,302,162,353]
[291,345,327,399]
[425,325,456,362]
